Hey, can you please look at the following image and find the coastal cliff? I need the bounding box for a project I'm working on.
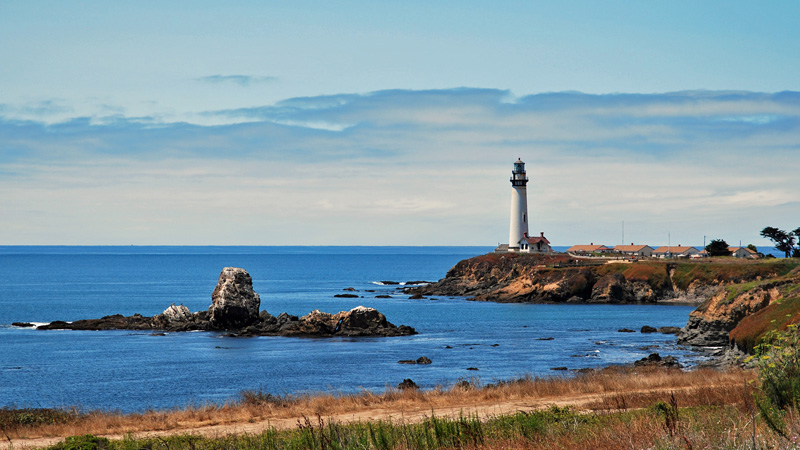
[410,253,800,351]
[678,264,800,350]
[409,253,701,304]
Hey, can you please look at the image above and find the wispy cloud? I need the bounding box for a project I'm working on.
[1,89,798,245]
[0,100,74,120]
[196,75,278,86]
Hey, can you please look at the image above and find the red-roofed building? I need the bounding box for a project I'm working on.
[566,243,610,254]
[652,245,699,258]
[729,247,760,259]
[613,244,654,257]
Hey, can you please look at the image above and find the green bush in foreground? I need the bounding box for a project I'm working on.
[753,324,800,440]
[50,434,110,450]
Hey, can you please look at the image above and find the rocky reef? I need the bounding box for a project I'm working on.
[36,267,416,338]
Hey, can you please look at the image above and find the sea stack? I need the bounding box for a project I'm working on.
[209,267,261,329]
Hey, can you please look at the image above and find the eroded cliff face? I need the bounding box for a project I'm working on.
[678,270,800,348]
[412,253,680,304]
[677,284,782,347]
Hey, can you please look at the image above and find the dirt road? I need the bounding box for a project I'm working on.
[2,392,610,450]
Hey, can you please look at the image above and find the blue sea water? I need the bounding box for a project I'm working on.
[0,246,705,413]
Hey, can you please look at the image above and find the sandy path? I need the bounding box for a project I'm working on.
[1,392,608,450]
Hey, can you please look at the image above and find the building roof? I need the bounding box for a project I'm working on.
[521,232,550,245]
[652,245,698,254]
[613,245,653,252]
[729,246,758,254]
[566,244,606,252]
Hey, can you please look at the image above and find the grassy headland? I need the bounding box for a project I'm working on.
[413,252,800,305]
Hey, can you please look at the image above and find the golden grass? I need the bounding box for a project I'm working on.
[2,366,752,443]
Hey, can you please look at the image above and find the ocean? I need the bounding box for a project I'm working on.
[0,246,706,413]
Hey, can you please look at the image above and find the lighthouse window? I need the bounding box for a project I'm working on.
[523,213,526,222]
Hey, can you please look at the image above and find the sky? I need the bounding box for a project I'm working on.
[1,1,799,247]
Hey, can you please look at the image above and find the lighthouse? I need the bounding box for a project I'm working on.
[501,158,552,253]
[508,158,529,250]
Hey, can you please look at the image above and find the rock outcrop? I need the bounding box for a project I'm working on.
[409,253,800,310]
[161,304,193,326]
[634,353,681,368]
[678,273,798,348]
[407,253,677,304]
[209,267,261,329]
[35,267,416,338]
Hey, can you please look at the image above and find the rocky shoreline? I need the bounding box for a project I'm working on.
[29,267,416,338]
[407,252,800,361]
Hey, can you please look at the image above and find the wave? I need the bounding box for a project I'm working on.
[371,281,431,286]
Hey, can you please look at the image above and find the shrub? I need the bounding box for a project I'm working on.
[753,325,800,439]
[50,434,109,450]
[0,407,75,431]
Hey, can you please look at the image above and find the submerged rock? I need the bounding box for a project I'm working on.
[633,352,682,368]
[397,379,419,390]
[658,326,681,335]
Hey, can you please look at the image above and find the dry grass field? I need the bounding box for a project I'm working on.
[1,366,755,449]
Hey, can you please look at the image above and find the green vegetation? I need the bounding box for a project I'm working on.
[761,226,800,258]
[49,435,110,450]
[722,279,766,305]
[752,324,800,441]
[671,259,800,291]
[0,407,78,430]
[705,238,732,257]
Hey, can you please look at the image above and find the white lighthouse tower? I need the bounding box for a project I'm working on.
[503,158,552,253]
[508,158,529,250]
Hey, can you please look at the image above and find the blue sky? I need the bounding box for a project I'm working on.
[1,1,799,246]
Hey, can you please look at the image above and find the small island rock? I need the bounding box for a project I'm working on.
[209,267,261,329]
